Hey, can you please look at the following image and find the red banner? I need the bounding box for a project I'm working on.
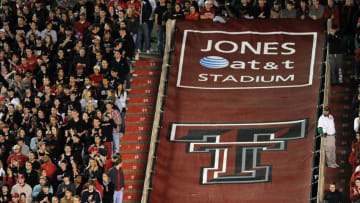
[149,19,324,202]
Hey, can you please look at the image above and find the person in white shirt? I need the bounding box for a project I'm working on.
[318,106,339,168]
[354,112,360,133]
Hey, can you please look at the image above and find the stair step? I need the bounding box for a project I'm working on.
[331,86,352,93]
[133,69,160,77]
[123,192,142,202]
[129,87,158,95]
[124,172,146,181]
[126,124,152,133]
[126,115,154,123]
[127,106,155,114]
[120,143,149,152]
[135,60,162,67]
[330,104,351,111]
[122,162,147,171]
[122,152,149,161]
[128,97,156,104]
[122,134,151,142]
[131,78,159,86]
[125,181,144,191]
[330,95,351,102]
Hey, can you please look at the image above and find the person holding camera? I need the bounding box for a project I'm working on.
[318,106,339,168]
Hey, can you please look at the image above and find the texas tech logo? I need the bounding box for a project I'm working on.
[168,119,308,184]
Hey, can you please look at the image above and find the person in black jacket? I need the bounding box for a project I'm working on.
[101,172,114,203]
[108,159,125,203]
[135,0,153,53]
[323,182,343,203]
[328,25,344,85]
[80,180,102,203]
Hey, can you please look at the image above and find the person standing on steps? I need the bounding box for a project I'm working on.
[318,105,340,168]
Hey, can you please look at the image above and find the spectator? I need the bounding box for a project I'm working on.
[253,0,270,19]
[351,178,360,202]
[7,145,28,168]
[200,1,216,20]
[297,0,309,20]
[328,24,344,85]
[60,188,74,203]
[32,176,54,199]
[318,106,339,168]
[280,2,296,19]
[0,184,12,203]
[36,183,53,203]
[108,159,125,203]
[40,22,58,44]
[10,174,32,203]
[102,172,114,203]
[309,0,324,20]
[55,173,76,199]
[270,1,281,19]
[81,180,102,203]
[185,5,200,21]
[135,0,153,53]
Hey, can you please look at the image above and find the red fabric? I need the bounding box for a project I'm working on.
[3,176,18,188]
[74,20,89,34]
[40,163,57,179]
[355,48,360,62]
[26,55,38,73]
[322,6,340,27]
[104,158,113,172]
[116,167,122,191]
[90,74,104,86]
[200,8,215,16]
[7,153,28,166]
[349,151,359,172]
[104,142,112,160]
[350,171,360,187]
[107,1,127,10]
[185,12,200,21]
[126,1,140,18]
[351,186,360,201]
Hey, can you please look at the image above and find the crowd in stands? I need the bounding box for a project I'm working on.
[0,0,359,202]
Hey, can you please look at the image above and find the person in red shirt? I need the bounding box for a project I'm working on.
[7,145,28,167]
[107,0,127,12]
[126,0,141,18]
[351,178,360,201]
[350,133,360,171]
[25,48,37,73]
[90,65,103,88]
[104,153,121,172]
[40,155,57,180]
[15,57,32,75]
[200,1,215,20]
[185,5,200,21]
[74,13,89,35]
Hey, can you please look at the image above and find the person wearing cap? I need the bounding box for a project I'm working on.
[10,174,32,203]
[318,106,339,168]
[80,180,102,203]
[108,159,125,203]
[32,176,54,199]
[7,145,28,167]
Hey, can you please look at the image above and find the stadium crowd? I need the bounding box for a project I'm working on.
[0,0,358,202]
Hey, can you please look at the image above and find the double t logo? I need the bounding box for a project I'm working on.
[168,119,308,184]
